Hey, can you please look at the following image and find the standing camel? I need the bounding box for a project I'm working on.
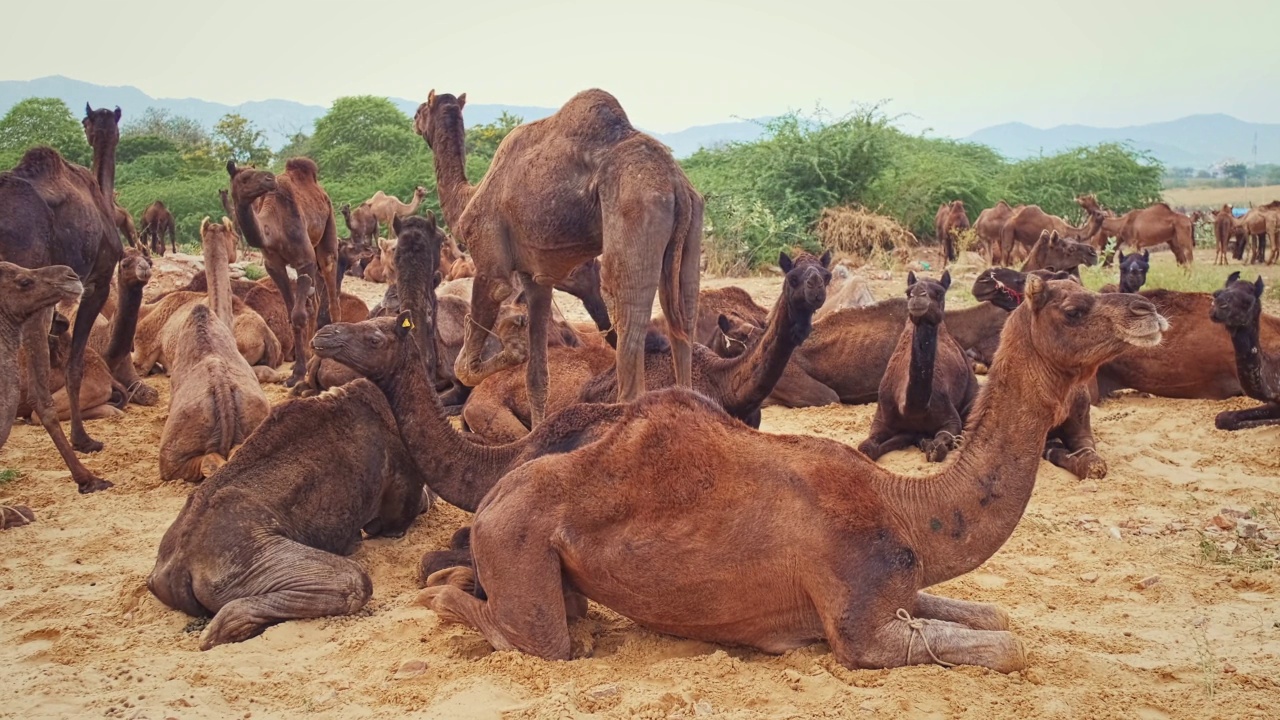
[140,200,177,256]
[974,201,1019,265]
[112,193,139,249]
[1076,197,1195,266]
[933,200,969,267]
[0,104,128,492]
[226,158,340,386]
[999,204,1099,266]
[1212,205,1244,266]
[414,89,702,427]
[340,202,378,247]
[363,187,427,236]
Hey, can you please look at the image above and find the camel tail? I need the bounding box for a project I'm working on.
[660,184,696,343]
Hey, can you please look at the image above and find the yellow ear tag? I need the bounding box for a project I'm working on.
[402,318,414,329]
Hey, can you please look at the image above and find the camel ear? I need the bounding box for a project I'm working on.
[778,252,793,274]
[394,311,414,337]
[1226,271,1241,287]
[392,215,403,236]
[113,107,122,122]
[940,270,951,289]
[819,249,832,268]
[1142,250,1149,261]
[906,271,917,287]
[222,217,234,233]
[717,314,732,333]
[200,216,211,234]
[426,211,437,228]
[85,102,92,118]
[1254,277,1265,298]
[457,93,466,109]
[226,160,238,177]
[427,89,435,105]
[51,311,70,336]
[1117,250,1125,263]
[1026,273,1049,311]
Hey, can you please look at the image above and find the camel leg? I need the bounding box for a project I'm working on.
[19,311,112,493]
[920,403,963,463]
[1,505,36,529]
[66,277,110,452]
[461,397,531,444]
[858,425,920,461]
[316,217,341,329]
[264,258,307,387]
[198,540,373,650]
[657,197,703,390]
[523,277,552,428]
[913,592,1010,631]
[455,274,505,386]
[830,610,1026,673]
[1215,402,1280,431]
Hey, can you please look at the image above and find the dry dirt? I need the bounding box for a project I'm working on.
[2,255,1279,720]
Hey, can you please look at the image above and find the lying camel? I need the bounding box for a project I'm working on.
[158,218,271,482]
[363,237,396,284]
[17,311,126,422]
[1210,273,1280,430]
[1019,230,1098,277]
[814,261,875,322]
[415,277,1166,671]
[133,290,281,381]
[1099,251,1149,294]
[147,380,432,649]
[859,272,977,462]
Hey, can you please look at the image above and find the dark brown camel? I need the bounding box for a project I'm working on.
[414,89,702,428]
[0,104,126,492]
[974,201,1019,265]
[340,202,378,247]
[147,380,432,649]
[1019,230,1099,277]
[1212,205,1243,266]
[227,158,341,386]
[934,200,969,266]
[859,271,977,462]
[140,200,176,256]
[1097,251,1149,294]
[413,278,1165,671]
[1210,273,1280,430]
[113,197,138,249]
[1000,205,1099,266]
[1077,196,1195,267]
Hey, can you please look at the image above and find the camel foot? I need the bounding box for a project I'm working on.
[76,476,114,494]
[1,505,36,529]
[72,433,104,454]
[129,382,160,407]
[253,366,284,385]
[283,372,303,389]
[915,593,1010,631]
[425,566,478,594]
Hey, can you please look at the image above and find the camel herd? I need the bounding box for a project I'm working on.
[2,92,1279,677]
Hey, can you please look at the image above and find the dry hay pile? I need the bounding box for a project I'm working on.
[814,205,917,262]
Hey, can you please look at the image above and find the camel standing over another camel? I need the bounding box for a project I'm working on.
[414,89,702,428]
[1210,273,1280,430]
[974,201,1019,265]
[140,200,176,256]
[227,158,341,386]
[999,205,1100,267]
[1076,196,1195,267]
[934,200,969,267]
[413,278,1166,671]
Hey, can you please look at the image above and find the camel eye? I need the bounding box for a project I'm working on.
[1064,307,1085,320]
[17,277,32,289]
[367,335,385,348]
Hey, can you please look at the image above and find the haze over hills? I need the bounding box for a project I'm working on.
[1,75,1274,167]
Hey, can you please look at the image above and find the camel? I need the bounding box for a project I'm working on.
[140,200,176,256]
[363,237,396,284]
[412,277,1166,670]
[0,104,126,492]
[337,238,374,280]
[1211,206,1243,266]
[113,197,138,249]
[1260,201,1280,264]
[1077,197,1195,266]
[227,158,340,386]
[156,218,271,482]
[814,261,875,322]
[147,379,432,649]
[974,201,1019,265]
[1210,273,1280,430]
[16,310,127,423]
[934,200,970,266]
[363,187,427,235]
[1098,251,1149,294]
[859,271,977,462]
[1019,230,1099,277]
[1,263,85,452]
[414,89,702,428]
[1237,208,1276,265]
[340,202,378,247]
[999,205,1099,267]
[440,229,467,276]
[132,287,282,382]
[447,254,476,281]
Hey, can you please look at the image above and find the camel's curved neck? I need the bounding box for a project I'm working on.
[719,297,813,415]
[376,339,521,512]
[105,276,144,373]
[1227,316,1277,400]
[878,311,1072,588]
[203,234,234,329]
[91,142,116,206]
[428,112,474,231]
[233,196,267,250]
[904,320,939,412]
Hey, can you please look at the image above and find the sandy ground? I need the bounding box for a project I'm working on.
[2,253,1279,720]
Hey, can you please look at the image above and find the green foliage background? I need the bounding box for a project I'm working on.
[2,97,1163,265]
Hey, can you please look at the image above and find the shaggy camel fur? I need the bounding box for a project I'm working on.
[1019,230,1099,277]
[414,90,701,428]
[227,158,340,386]
[1,263,84,452]
[140,200,176,256]
[934,200,969,266]
[340,202,378,247]
[147,380,431,649]
[974,201,1019,265]
[1000,205,1099,267]
[1098,251,1149,294]
[1210,273,1280,430]
[364,187,426,235]
[0,105,126,492]
[859,272,977,462]
[1077,197,1195,267]
[415,278,1166,671]
[1212,205,1244,266]
[157,218,270,482]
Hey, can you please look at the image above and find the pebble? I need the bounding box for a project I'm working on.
[1134,575,1161,590]
[1212,514,1237,530]
[1108,527,1123,540]
[587,683,620,700]
[394,660,427,679]
[1223,540,1239,555]
[1079,572,1100,583]
[1139,525,1160,536]
[694,700,714,716]
[1236,520,1260,539]
[1222,662,1237,674]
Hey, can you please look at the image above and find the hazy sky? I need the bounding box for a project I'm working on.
[5,0,1278,136]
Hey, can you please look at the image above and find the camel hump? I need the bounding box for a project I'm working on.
[284,157,320,181]
[555,89,636,143]
[13,146,67,176]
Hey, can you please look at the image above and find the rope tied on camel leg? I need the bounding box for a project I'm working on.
[896,608,957,669]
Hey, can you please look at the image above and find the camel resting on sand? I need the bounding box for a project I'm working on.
[147,380,433,649]
[415,277,1167,672]
[1210,272,1280,430]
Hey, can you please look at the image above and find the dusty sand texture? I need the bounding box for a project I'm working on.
[1,253,1278,719]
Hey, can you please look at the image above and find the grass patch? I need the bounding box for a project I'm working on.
[1163,184,1280,208]
[1196,532,1276,573]
[0,469,18,485]
[242,264,266,281]
[1080,253,1280,299]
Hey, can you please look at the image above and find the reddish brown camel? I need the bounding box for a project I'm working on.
[412,278,1166,671]
[112,194,138,249]
[414,90,702,427]
[974,201,1019,264]
[1077,196,1195,266]
[0,104,128,492]
[227,158,341,386]
[1019,230,1099,277]
[339,202,378,247]
[1210,273,1280,430]
[999,204,1099,266]
[140,200,176,256]
[1211,205,1243,266]
[934,200,969,267]
[859,271,977,462]
[1237,207,1277,265]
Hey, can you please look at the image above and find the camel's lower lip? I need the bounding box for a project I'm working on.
[1127,331,1163,347]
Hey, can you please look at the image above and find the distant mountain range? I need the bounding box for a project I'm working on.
[2,76,1276,166]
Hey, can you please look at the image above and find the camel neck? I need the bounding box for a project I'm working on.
[104,277,143,370]
[203,235,234,329]
[429,113,474,231]
[879,310,1070,588]
[91,144,115,205]
[233,198,267,250]
[904,320,939,412]
[377,340,521,512]
[720,296,812,416]
[1227,319,1276,400]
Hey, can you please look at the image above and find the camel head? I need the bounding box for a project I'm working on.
[904,270,950,325]
[415,90,466,148]
[0,262,84,323]
[1075,194,1103,217]
[711,313,759,358]
[1116,250,1149,293]
[200,216,237,253]
[226,161,277,201]
[1018,276,1166,379]
[1041,230,1099,270]
[82,104,122,152]
[779,250,831,315]
[1210,272,1265,329]
[118,247,152,287]
[312,313,414,380]
[973,268,1074,311]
